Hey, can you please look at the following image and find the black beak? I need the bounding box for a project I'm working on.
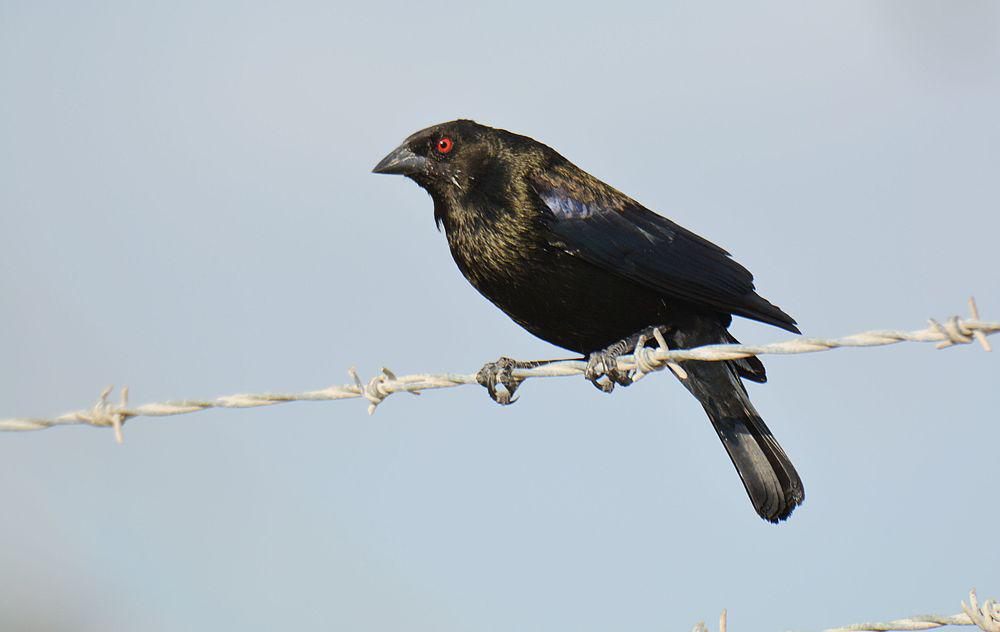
[372,144,428,176]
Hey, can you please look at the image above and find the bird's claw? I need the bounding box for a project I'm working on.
[584,345,633,393]
[476,357,524,405]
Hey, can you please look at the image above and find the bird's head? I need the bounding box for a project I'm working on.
[372,119,543,199]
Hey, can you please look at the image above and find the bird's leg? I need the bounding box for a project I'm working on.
[476,357,563,405]
[585,325,668,393]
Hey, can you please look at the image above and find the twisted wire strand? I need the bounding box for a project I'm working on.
[1,299,995,443]
[688,589,999,632]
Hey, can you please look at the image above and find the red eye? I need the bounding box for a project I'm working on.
[436,137,454,154]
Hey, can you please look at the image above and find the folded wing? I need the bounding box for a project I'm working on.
[530,169,799,333]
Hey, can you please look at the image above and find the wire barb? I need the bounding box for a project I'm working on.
[75,386,131,444]
[632,326,688,381]
[822,588,999,632]
[1,300,996,440]
[968,297,992,352]
[691,589,998,632]
[349,366,396,415]
[963,589,1000,632]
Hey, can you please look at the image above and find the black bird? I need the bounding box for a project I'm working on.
[373,120,804,522]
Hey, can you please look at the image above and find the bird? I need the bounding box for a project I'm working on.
[372,119,804,523]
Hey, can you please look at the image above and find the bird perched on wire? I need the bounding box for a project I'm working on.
[373,120,804,523]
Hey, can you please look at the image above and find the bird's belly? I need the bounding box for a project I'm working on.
[455,245,679,354]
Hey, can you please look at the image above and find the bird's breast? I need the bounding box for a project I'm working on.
[443,210,539,291]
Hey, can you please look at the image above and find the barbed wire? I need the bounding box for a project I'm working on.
[691,589,1000,632]
[1,299,994,444]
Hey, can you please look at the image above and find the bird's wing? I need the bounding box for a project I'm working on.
[529,170,799,332]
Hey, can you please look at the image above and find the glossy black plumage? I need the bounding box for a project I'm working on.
[373,119,805,522]
[530,172,800,334]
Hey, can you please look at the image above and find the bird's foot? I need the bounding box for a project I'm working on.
[476,357,527,405]
[585,326,672,393]
[584,341,634,393]
[477,357,578,405]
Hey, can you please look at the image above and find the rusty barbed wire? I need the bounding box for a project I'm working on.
[1,299,994,444]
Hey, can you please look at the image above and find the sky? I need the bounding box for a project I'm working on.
[1,1,998,630]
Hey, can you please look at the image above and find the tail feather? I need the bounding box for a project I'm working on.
[673,329,804,522]
[707,399,804,522]
[725,332,767,383]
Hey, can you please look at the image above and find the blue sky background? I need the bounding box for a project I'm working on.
[1,1,998,630]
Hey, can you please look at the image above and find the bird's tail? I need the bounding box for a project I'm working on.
[672,330,804,522]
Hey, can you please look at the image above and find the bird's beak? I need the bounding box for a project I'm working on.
[372,144,428,176]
